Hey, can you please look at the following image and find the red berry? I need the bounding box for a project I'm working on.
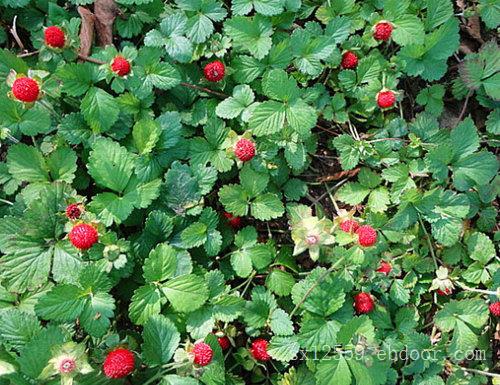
[65,203,82,220]
[58,358,76,374]
[376,261,392,275]
[234,138,256,162]
[217,336,231,350]
[12,77,40,103]
[193,342,213,366]
[69,223,98,250]
[223,212,242,229]
[437,288,452,296]
[356,225,377,247]
[44,26,65,48]
[489,302,500,317]
[204,61,225,82]
[339,219,359,233]
[250,339,270,361]
[373,22,393,41]
[354,292,374,314]
[341,51,358,69]
[111,56,131,77]
[377,90,396,109]
[103,348,135,379]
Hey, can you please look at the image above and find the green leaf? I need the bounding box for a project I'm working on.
[390,279,410,305]
[392,15,425,46]
[452,151,498,190]
[224,15,273,59]
[81,87,120,132]
[0,309,40,350]
[143,243,178,282]
[248,100,286,136]
[219,184,249,216]
[87,138,135,193]
[80,291,115,337]
[142,315,180,366]
[425,0,453,30]
[182,222,208,248]
[56,63,100,96]
[479,0,500,28]
[269,308,294,336]
[232,0,284,16]
[161,274,208,313]
[231,251,253,278]
[251,193,285,220]
[216,84,255,119]
[467,232,495,264]
[336,182,370,205]
[268,336,300,362]
[298,317,340,351]
[7,144,49,183]
[133,119,161,155]
[316,355,352,385]
[266,269,295,296]
[129,284,163,325]
[35,284,86,322]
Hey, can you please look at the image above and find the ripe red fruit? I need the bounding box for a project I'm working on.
[341,51,358,69]
[373,22,393,41]
[250,339,270,361]
[354,292,375,314]
[217,336,231,350]
[437,288,452,296]
[193,342,213,366]
[69,223,98,250]
[376,261,392,275]
[489,302,500,317]
[356,225,377,247]
[44,26,65,48]
[65,203,82,220]
[339,219,359,233]
[223,212,242,228]
[103,348,135,379]
[111,56,131,77]
[204,60,225,82]
[377,90,396,109]
[234,138,256,162]
[12,77,40,103]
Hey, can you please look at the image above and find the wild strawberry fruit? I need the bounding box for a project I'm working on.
[341,51,358,69]
[69,223,98,250]
[65,203,82,220]
[58,358,76,374]
[193,342,213,366]
[234,138,256,162]
[250,339,270,361]
[224,212,242,228]
[356,225,377,247]
[12,77,40,102]
[373,21,393,41]
[111,56,131,77]
[489,302,500,317]
[103,348,135,379]
[339,219,359,233]
[44,26,65,48]
[204,60,225,82]
[437,288,452,296]
[377,90,396,109]
[217,336,231,350]
[376,261,392,275]
[354,292,375,314]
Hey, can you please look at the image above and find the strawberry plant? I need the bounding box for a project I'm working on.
[0,0,499,384]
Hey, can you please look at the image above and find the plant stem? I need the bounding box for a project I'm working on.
[456,366,500,379]
[455,282,498,297]
[418,216,438,270]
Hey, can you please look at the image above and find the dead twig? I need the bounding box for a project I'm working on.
[17,50,39,58]
[180,82,228,98]
[78,54,105,64]
[9,16,25,50]
[78,7,95,58]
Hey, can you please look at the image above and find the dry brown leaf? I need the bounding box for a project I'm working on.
[78,7,95,58]
[94,0,119,46]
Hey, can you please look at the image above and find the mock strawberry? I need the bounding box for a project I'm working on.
[217,336,231,350]
[250,339,270,361]
[65,203,82,220]
[58,358,76,374]
[103,348,135,379]
[234,138,255,162]
[111,56,131,77]
[224,212,242,229]
[373,21,393,41]
[193,342,213,366]
[437,288,452,296]
[12,77,40,102]
[339,219,359,233]
[376,261,392,275]
[44,26,65,48]
[356,225,377,247]
[204,60,225,82]
[489,302,500,317]
[377,90,396,109]
[69,223,98,250]
[341,51,358,69]
[354,292,374,314]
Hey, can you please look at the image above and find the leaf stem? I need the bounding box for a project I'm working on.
[418,216,438,270]
[455,281,498,297]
